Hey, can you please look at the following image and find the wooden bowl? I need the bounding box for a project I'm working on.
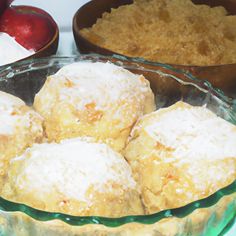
[73,0,236,97]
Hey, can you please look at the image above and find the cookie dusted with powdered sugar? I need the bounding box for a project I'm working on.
[0,91,43,173]
[33,61,155,152]
[124,101,236,214]
[2,137,143,216]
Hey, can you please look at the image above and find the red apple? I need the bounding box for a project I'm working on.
[0,5,57,51]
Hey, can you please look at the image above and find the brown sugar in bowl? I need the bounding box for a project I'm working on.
[73,0,236,97]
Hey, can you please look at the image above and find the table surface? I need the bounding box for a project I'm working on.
[13,1,236,235]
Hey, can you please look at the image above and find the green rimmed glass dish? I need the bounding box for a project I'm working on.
[0,54,235,236]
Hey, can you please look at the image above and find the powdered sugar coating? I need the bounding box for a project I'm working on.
[54,61,152,112]
[125,101,236,213]
[136,101,236,193]
[34,61,155,151]
[0,91,41,135]
[145,102,236,162]
[11,137,137,202]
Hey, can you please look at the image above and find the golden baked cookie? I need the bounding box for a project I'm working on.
[0,91,43,173]
[2,137,144,217]
[34,61,155,152]
[124,101,236,214]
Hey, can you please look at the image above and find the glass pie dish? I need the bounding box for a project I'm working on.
[0,55,235,236]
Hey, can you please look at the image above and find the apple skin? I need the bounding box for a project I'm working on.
[0,5,57,51]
